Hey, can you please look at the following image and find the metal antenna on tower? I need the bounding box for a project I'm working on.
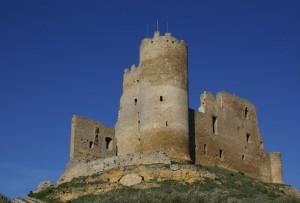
[157,19,159,31]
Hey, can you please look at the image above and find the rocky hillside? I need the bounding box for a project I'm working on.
[28,163,300,203]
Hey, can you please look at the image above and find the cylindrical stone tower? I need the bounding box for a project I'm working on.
[139,31,191,162]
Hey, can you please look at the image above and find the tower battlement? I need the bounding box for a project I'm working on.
[64,32,283,186]
[140,32,187,63]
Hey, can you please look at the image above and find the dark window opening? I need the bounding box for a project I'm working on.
[89,141,93,148]
[134,98,137,105]
[160,96,163,101]
[246,133,251,143]
[244,107,249,119]
[166,121,168,126]
[138,120,140,124]
[95,127,99,139]
[219,150,223,160]
[212,116,217,134]
[242,154,245,160]
[204,144,207,155]
[105,137,113,150]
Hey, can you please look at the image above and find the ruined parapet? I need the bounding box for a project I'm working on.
[57,151,171,184]
[71,115,116,161]
[269,152,283,183]
[194,91,271,182]
[122,64,140,92]
[138,32,190,162]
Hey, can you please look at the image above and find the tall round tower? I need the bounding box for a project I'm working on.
[139,31,190,162]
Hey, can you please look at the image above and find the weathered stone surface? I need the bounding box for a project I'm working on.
[119,173,143,186]
[54,164,213,202]
[70,115,116,161]
[193,91,283,183]
[58,151,171,184]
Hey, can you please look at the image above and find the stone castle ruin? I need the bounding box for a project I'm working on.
[59,32,283,185]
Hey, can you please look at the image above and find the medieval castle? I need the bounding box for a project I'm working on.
[60,31,283,185]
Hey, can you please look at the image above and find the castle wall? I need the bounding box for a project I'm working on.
[58,151,171,184]
[193,91,275,182]
[70,115,116,161]
[269,152,283,183]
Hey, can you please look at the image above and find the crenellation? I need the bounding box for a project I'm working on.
[60,31,283,187]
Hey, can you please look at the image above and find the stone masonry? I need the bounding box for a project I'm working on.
[60,31,283,185]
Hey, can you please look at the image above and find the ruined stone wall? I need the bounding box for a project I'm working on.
[269,152,283,183]
[193,91,282,183]
[58,151,171,184]
[70,115,116,161]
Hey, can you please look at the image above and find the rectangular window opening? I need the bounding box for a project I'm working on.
[212,116,217,134]
[204,144,207,155]
[244,107,249,119]
[89,141,94,149]
[134,98,137,105]
[166,121,168,126]
[219,149,223,159]
[246,133,251,143]
[160,96,163,101]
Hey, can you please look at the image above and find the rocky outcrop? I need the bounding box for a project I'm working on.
[52,163,216,202]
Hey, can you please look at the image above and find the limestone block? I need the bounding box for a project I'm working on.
[119,174,143,186]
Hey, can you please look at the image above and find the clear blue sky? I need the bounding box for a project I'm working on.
[0,0,299,198]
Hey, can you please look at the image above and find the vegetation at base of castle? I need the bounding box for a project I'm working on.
[29,165,300,203]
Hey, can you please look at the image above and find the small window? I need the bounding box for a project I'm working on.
[95,127,99,139]
[212,116,217,134]
[246,133,251,143]
[204,144,207,155]
[165,121,168,126]
[242,154,245,160]
[89,141,93,148]
[160,96,163,101]
[105,137,113,150]
[134,98,137,105]
[244,107,249,119]
[219,150,223,160]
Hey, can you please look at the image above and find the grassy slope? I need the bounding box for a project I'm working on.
[29,164,300,203]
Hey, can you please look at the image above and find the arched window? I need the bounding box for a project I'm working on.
[104,137,113,150]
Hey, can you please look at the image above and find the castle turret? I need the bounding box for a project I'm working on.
[116,32,190,162]
[138,32,190,162]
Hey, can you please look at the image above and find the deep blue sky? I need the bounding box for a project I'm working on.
[0,0,299,198]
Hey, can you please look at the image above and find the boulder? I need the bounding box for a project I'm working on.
[119,174,143,186]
